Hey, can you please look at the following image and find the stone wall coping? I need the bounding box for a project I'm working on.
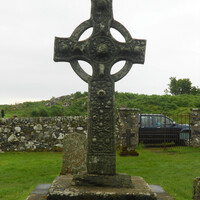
[0,116,87,120]
[118,108,140,112]
[191,108,200,111]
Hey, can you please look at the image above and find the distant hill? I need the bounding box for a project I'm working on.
[0,92,200,118]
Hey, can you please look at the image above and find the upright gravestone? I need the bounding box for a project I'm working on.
[117,108,140,156]
[60,133,87,175]
[47,1,157,199]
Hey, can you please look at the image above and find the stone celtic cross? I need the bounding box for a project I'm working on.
[122,129,134,149]
[54,0,146,175]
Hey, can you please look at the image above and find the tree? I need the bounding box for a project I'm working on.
[177,78,192,95]
[191,86,200,95]
[169,77,178,95]
[168,77,200,95]
[168,77,192,95]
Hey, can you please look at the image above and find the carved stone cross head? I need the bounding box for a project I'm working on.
[54,0,146,83]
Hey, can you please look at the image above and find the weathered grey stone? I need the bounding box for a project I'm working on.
[150,185,165,193]
[28,183,178,200]
[117,108,139,156]
[3,134,7,139]
[0,149,4,153]
[54,144,63,148]
[33,124,43,131]
[38,133,43,139]
[4,128,10,133]
[77,127,83,131]
[47,175,157,200]
[8,134,18,142]
[72,173,133,188]
[19,147,25,151]
[192,136,200,147]
[83,130,87,135]
[46,1,150,199]
[52,133,57,139]
[193,177,200,200]
[25,141,36,150]
[32,184,52,195]
[60,133,87,175]
[0,116,87,152]
[20,136,26,142]
[54,0,146,176]
[15,126,21,133]
[26,184,52,200]
[68,127,73,133]
[44,132,50,139]
[150,185,175,200]
[58,133,64,140]
[0,118,6,123]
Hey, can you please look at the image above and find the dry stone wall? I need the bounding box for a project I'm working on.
[0,114,139,152]
[0,117,87,152]
[2,108,200,152]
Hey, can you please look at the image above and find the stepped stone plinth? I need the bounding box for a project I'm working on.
[47,175,157,200]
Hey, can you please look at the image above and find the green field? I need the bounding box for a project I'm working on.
[0,147,199,200]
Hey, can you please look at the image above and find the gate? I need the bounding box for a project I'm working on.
[139,114,191,147]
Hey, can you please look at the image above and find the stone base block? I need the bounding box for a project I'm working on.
[47,175,157,200]
[119,149,139,157]
[72,172,133,188]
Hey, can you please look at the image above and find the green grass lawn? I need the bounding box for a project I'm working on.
[0,152,63,200]
[0,147,199,200]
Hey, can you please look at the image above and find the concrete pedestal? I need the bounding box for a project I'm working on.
[47,175,157,200]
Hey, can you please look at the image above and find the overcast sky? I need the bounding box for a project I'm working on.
[0,0,200,105]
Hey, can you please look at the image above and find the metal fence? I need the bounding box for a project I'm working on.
[139,114,191,147]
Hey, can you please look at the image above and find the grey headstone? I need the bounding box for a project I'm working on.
[60,133,87,175]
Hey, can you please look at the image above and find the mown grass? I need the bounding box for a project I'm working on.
[0,147,199,200]
[117,146,200,200]
[0,152,62,200]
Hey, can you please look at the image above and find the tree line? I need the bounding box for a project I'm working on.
[167,77,200,95]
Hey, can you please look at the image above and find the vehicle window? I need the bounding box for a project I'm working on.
[155,116,173,127]
[166,118,173,125]
[141,116,153,127]
[155,116,165,127]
